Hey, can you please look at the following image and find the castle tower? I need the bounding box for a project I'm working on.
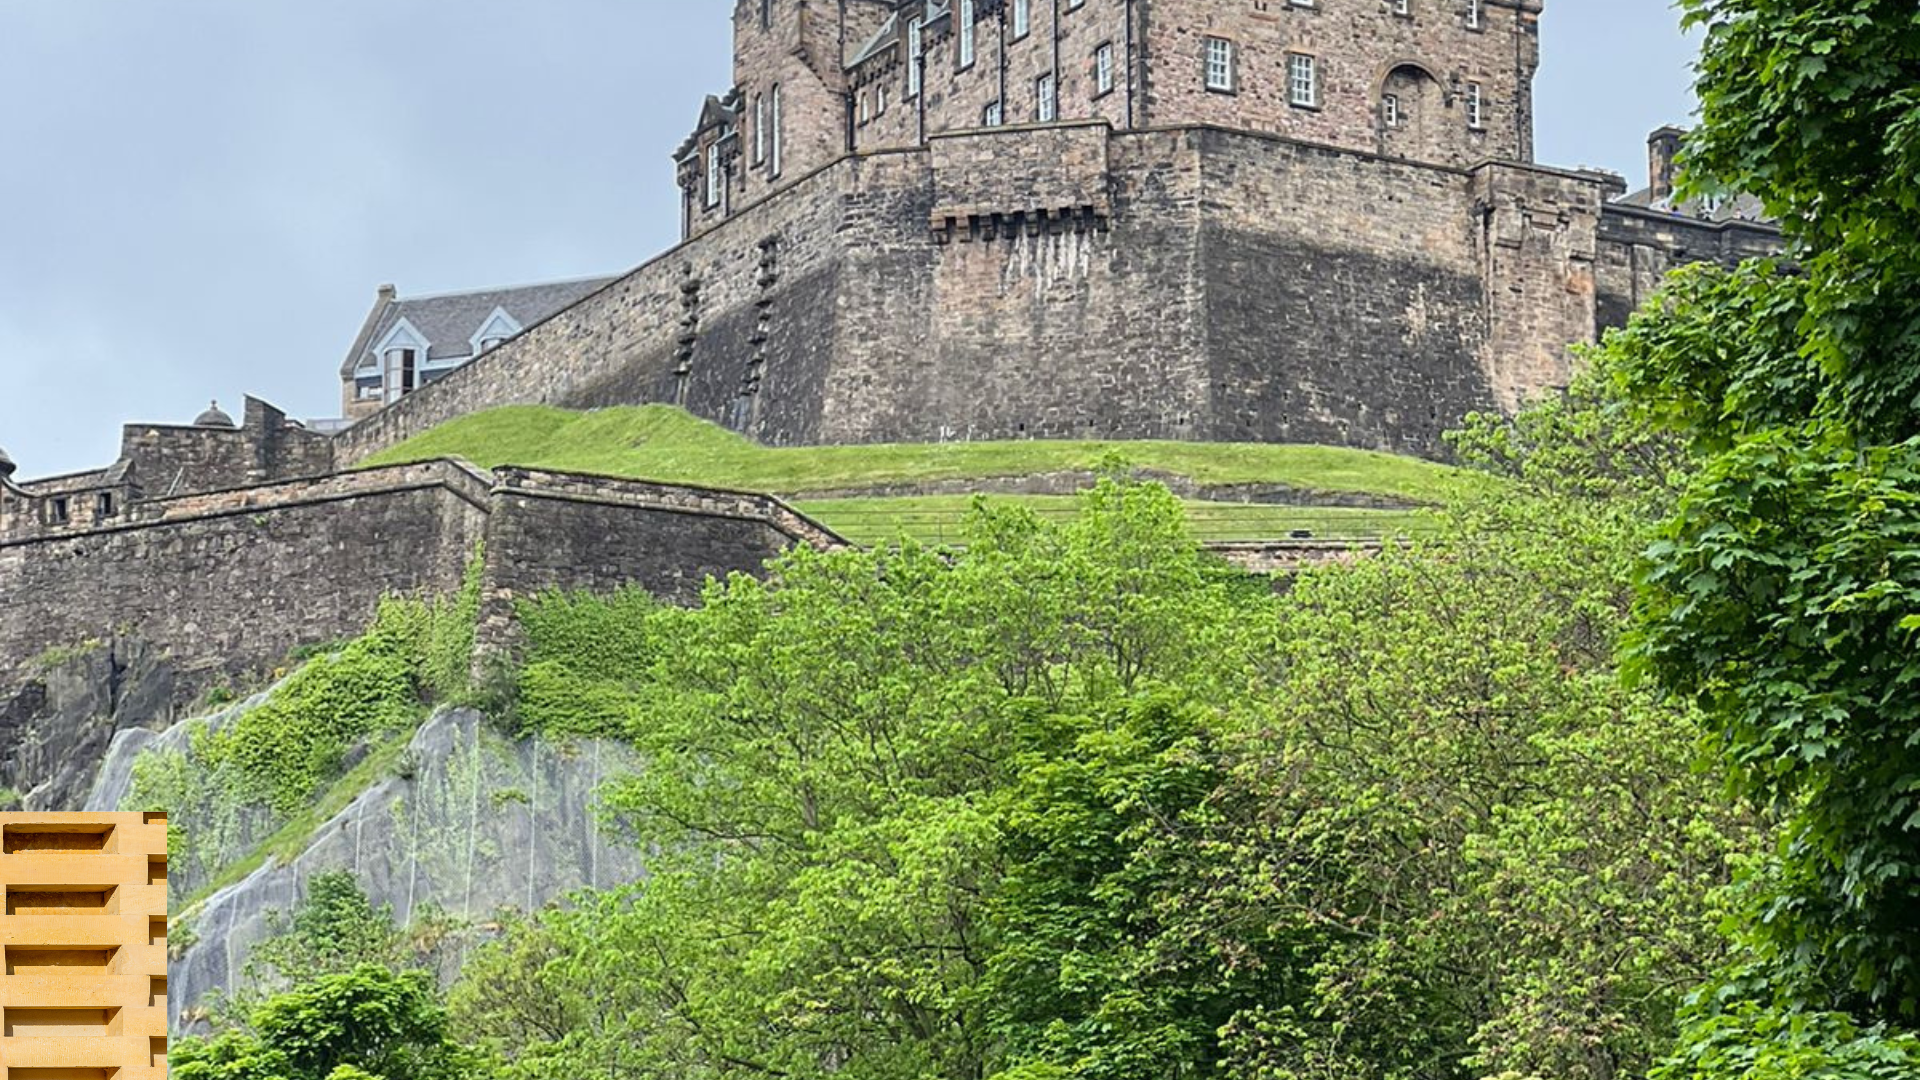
[680,0,1541,237]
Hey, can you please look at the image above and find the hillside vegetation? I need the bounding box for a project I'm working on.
[356,404,1483,503]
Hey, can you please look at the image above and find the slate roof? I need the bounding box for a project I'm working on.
[1614,187,1770,225]
[340,275,619,378]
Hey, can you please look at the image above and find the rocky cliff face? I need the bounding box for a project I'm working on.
[115,707,644,1029]
[1,637,179,811]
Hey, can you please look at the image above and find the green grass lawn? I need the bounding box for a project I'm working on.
[359,404,1490,505]
[796,495,1430,545]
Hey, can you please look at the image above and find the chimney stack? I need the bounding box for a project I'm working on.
[1648,126,1686,204]
[377,283,398,304]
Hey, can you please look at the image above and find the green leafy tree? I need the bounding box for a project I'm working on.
[455,466,1748,1080]
[1595,0,1920,1040]
[173,964,474,1080]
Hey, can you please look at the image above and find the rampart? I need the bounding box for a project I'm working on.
[334,122,1754,466]
[0,462,844,727]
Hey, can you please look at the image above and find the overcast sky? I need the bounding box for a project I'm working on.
[0,1,1697,478]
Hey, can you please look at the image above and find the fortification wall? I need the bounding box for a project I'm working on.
[1593,205,1782,332]
[0,462,492,709]
[0,461,844,726]
[336,123,1744,467]
[1196,128,1493,454]
[334,144,868,462]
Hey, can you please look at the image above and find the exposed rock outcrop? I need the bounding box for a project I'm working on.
[167,708,643,1030]
[1,637,180,810]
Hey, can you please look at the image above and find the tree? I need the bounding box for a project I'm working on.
[1600,0,1920,1033]
[172,964,475,1080]
[455,468,1750,1080]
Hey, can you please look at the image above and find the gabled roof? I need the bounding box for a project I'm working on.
[850,12,901,68]
[339,275,619,378]
[849,1,952,70]
[675,92,744,162]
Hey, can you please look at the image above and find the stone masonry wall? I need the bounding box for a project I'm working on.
[337,122,1755,466]
[474,467,845,662]
[0,462,491,712]
[1141,0,1538,165]
[1593,205,1781,332]
[1196,128,1494,453]
[0,461,844,725]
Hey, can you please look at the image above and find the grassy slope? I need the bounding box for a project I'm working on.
[357,405,1485,505]
[797,495,1429,545]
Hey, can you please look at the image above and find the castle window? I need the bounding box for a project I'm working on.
[1383,93,1402,127]
[770,84,784,176]
[761,0,772,30]
[754,94,767,163]
[859,91,871,125]
[908,17,925,97]
[1288,53,1319,108]
[1012,0,1030,38]
[1204,38,1235,93]
[984,99,1003,126]
[96,492,115,518]
[878,85,888,115]
[958,0,975,69]
[50,497,68,525]
[1466,0,1483,29]
[386,347,418,398]
[1037,72,1057,121]
[705,143,722,208]
[1095,43,1115,96]
[1391,0,1411,14]
[1466,81,1485,128]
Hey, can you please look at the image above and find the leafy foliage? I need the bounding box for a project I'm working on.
[454,465,1745,1080]
[126,548,486,901]
[1597,0,1920,1037]
[172,964,475,1080]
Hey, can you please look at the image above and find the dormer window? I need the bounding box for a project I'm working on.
[50,496,69,525]
[387,348,418,396]
[705,143,722,208]
[96,492,115,518]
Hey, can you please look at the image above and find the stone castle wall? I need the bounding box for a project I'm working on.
[339,121,1692,465]
[0,461,840,723]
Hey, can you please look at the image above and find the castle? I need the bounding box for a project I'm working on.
[1,1,1783,803]
[333,0,1776,461]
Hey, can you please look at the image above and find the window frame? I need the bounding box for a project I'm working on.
[1094,42,1115,97]
[1466,0,1484,29]
[770,84,784,177]
[907,16,925,98]
[705,142,722,208]
[1036,71,1057,122]
[958,0,976,68]
[1287,52,1319,109]
[753,94,767,164]
[1383,92,1401,127]
[984,99,1003,126]
[1466,81,1485,129]
[1203,36,1235,94]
